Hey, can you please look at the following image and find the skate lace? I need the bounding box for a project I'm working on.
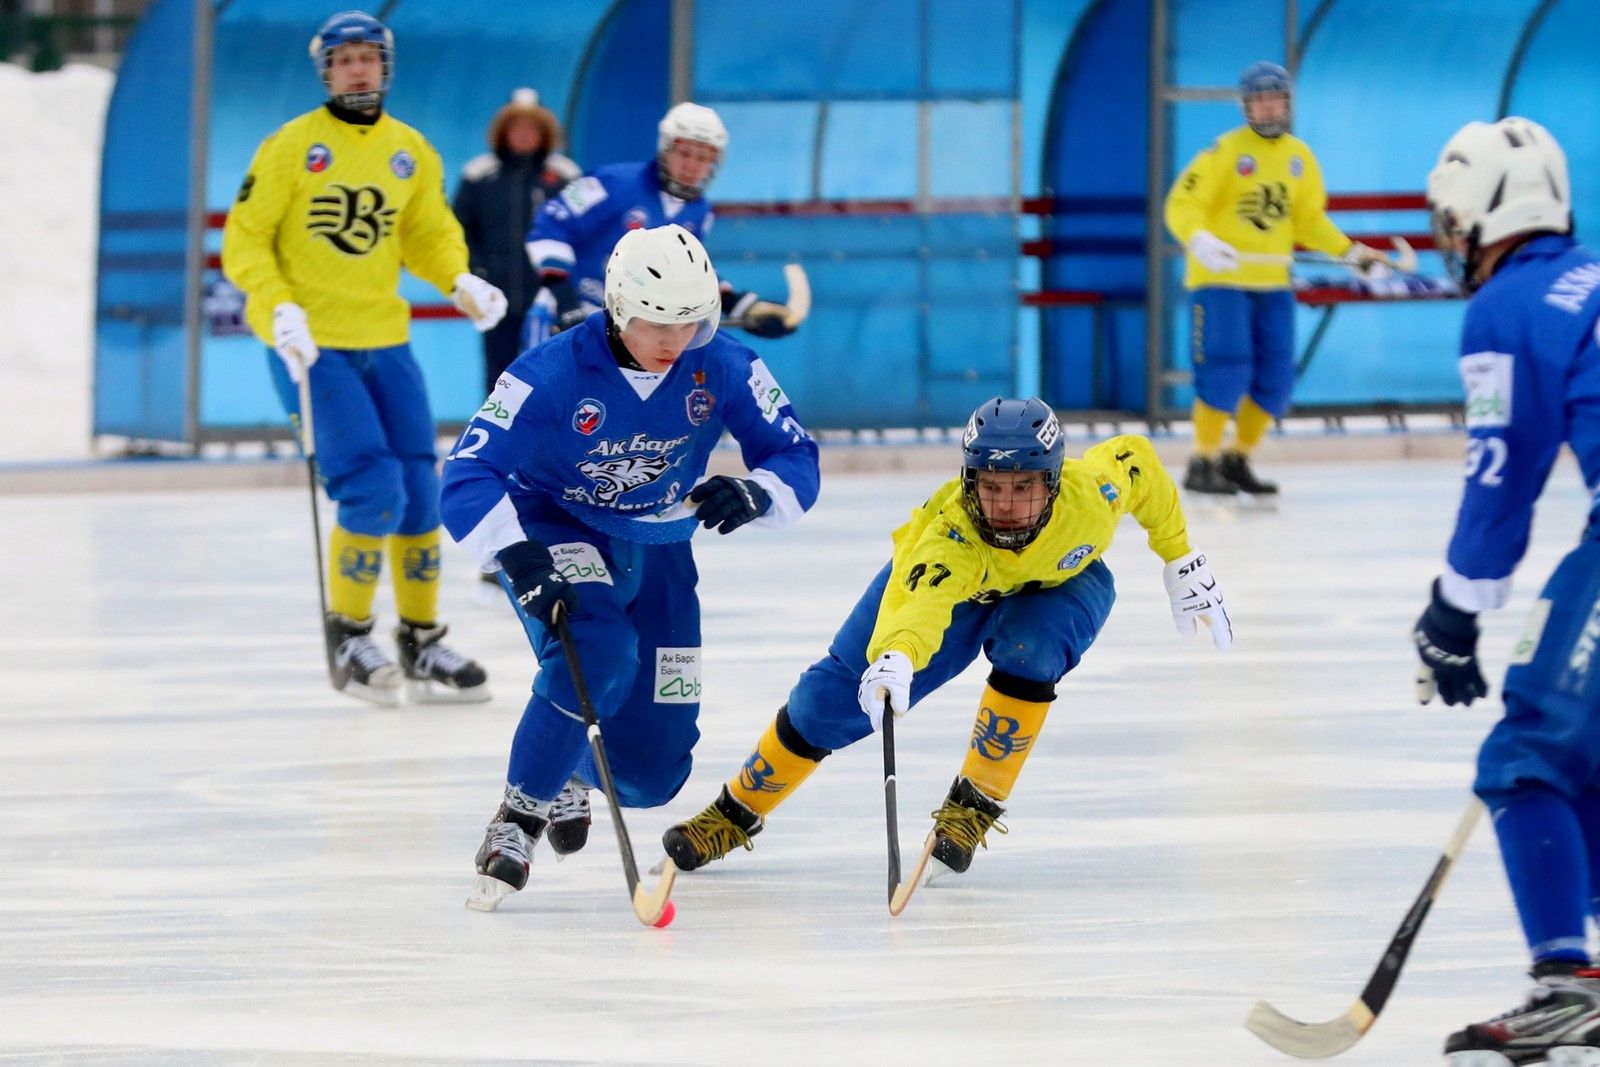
[416,641,470,676]
[550,782,590,822]
[484,821,531,864]
[338,633,392,673]
[931,800,1008,854]
[678,807,754,862]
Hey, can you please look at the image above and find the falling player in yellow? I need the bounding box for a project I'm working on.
[661,397,1232,882]
[222,11,507,706]
[1164,60,1387,497]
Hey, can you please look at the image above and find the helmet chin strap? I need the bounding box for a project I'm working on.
[331,89,383,113]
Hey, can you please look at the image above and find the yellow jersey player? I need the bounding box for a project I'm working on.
[661,397,1232,885]
[1164,61,1386,497]
[222,11,508,706]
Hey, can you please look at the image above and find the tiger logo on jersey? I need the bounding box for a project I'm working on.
[577,455,673,503]
[1236,181,1289,231]
[307,184,396,254]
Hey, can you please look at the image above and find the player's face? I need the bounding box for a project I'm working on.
[503,116,544,155]
[620,318,700,372]
[327,43,383,98]
[975,470,1050,531]
[664,140,720,192]
[1244,92,1288,127]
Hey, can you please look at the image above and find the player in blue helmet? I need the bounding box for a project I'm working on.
[1239,61,1291,139]
[308,11,393,114]
[1413,117,1600,1065]
[661,397,1233,890]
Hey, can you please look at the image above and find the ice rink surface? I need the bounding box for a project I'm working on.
[3,456,1595,1065]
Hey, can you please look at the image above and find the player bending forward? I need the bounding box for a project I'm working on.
[1416,119,1600,1065]
[662,397,1232,882]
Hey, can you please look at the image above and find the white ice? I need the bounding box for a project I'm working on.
[3,457,1593,1065]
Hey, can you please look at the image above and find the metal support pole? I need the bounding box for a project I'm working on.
[1143,0,1170,421]
[182,0,214,449]
[669,0,694,105]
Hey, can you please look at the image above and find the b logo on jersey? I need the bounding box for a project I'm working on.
[306,144,332,173]
[1058,543,1094,570]
[971,707,1033,761]
[1237,181,1289,232]
[573,398,606,436]
[308,184,396,255]
[389,150,415,179]
[624,207,649,230]
[578,455,673,503]
[1236,154,1255,176]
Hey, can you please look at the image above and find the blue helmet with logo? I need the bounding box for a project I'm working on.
[959,396,1065,549]
[309,11,394,113]
[1239,61,1291,139]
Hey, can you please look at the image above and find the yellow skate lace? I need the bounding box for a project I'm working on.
[677,805,756,862]
[930,800,1008,854]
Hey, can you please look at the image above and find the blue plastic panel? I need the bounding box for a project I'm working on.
[819,102,918,199]
[1505,1,1600,235]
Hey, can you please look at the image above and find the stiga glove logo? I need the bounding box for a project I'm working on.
[307,184,395,254]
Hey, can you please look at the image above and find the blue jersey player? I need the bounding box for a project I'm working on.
[440,224,819,912]
[1416,118,1600,1065]
[524,102,799,344]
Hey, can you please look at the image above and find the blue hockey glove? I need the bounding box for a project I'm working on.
[688,476,771,535]
[1413,579,1488,707]
[497,540,579,625]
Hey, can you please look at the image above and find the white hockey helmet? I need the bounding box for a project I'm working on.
[604,224,722,349]
[1427,117,1571,289]
[656,102,727,198]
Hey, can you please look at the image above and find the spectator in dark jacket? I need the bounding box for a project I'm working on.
[452,89,580,394]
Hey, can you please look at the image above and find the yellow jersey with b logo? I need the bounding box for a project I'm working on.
[222,106,469,350]
[1164,125,1351,291]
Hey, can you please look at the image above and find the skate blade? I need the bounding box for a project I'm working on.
[406,678,492,705]
[465,874,516,912]
[337,679,403,708]
[923,857,958,887]
[1543,1050,1600,1067]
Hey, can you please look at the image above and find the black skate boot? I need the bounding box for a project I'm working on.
[324,612,403,707]
[546,779,591,860]
[395,621,490,704]
[929,775,1007,876]
[661,786,762,872]
[1217,449,1279,495]
[1444,961,1600,1065]
[1182,454,1239,495]
[466,799,549,912]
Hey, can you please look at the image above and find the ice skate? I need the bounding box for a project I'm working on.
[1217,449,1280,496]
[466,802,548,912]
[324,612,403,707]
[546,779,591,860]
[1445,963,1600,1066]
[395,621,490,704]
[925,775,1006,884]
[661,786,762,872]
[1182,454,1239,496]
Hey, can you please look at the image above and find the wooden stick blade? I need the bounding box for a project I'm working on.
[888,831,938,916]
[632,860,678,925]
[1245,999,1373,1059]
[781,263,811,327]
[1390,236,1419,274]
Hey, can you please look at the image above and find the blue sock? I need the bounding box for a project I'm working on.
[1491,787,1591,963]
[505,693,588,802]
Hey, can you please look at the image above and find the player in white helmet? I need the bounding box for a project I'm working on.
[523,102,800,344]
[439,225,820,909]
[1411,117,1600,1065]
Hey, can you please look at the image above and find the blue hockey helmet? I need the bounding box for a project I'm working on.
[309,11,393,112]
[1239,61,1291,138]
[959,396,1065,549]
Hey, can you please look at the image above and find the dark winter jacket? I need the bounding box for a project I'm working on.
[452,148,580,314]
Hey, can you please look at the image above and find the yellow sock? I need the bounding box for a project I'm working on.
[958,685,1052,802]
[329,526,383,620]
[389,529,442,626]
[1191,400,1231,457]
[726,712,826,818]
[1234,395,1276,453]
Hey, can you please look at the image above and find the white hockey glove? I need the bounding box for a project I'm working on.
[452,273,508,332]
[1187,229,1240,273]
[1343,241,1392,279]
[1163,549,1233,651]
[271,302,318,384]
[858,651,913,730]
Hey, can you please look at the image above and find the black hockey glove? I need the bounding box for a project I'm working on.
[1413,579,1488,707]
[539,274,589,332]
[722,287,795,339]
[688,476,771,535]
[497,540,579,625]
